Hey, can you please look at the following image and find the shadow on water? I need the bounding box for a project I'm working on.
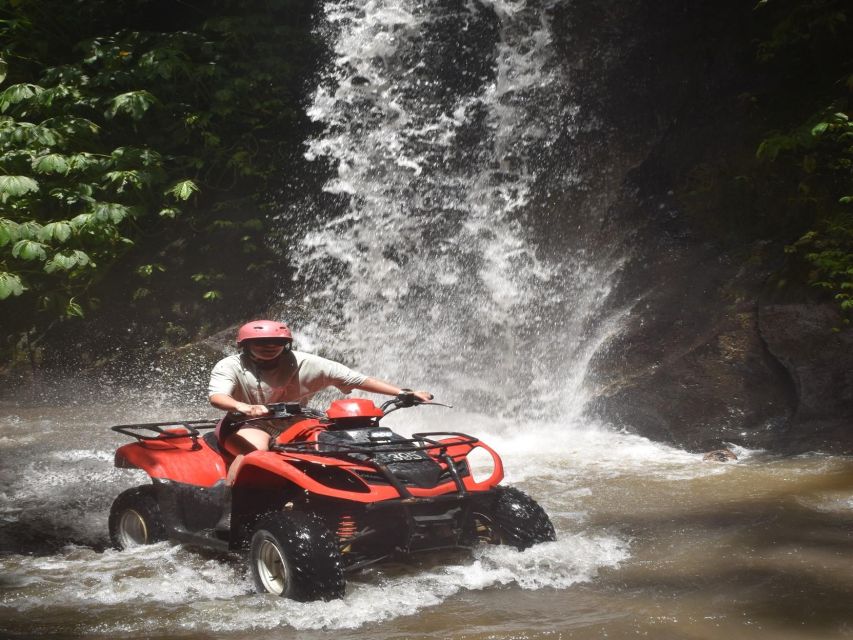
[589,469,853,634]
[0,518,111,556]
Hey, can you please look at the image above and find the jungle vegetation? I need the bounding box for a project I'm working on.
[0,0,850,371]
[676,0,851,314]
[0,0,319,366]
[755,0,852,313]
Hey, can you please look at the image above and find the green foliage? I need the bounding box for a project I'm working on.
[166,179,198,201]
[0,271,24,299]
[786,213,853,308]
[753,0,852,314]
[107,90,157,120]
[0,0,318,348]
[0,175,39,198]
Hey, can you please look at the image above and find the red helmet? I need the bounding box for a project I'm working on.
[236,320,293,346]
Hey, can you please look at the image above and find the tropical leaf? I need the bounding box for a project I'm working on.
[136,263,165,277]
[43,252,77,273]
[38,221,73,243]
[0,175,39,197]
[165,179,199,201]
[0,83,43,112]
[71,249,91,266]
[65,298,84,318]
[31,125,62,147]
[0,218,19,246]
[49,184,96,206]
[0,272,25,299]
[811,122,829,136]
[32,153,70,175]
[15,220,43,240]
[102,169,145,192]
[35,84,74,108]
[11,239,48,261]
[67,153,101,172]
[43,249,90,273]
[110,146,162,168]
[43,115,100,137]
[93,202,130,224]
[69,213,95,229]
[0,58,7,85]
[107,90,157,120]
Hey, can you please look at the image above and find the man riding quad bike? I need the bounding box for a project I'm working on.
[108,393,557,601]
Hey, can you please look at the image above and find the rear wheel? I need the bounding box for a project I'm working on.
[249,511,345,601]
[472,486,556,550]
[108,485,166,549]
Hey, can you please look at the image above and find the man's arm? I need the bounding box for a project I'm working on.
[356,377,433,402]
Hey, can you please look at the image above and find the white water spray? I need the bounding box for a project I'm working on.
[290,0,624,427]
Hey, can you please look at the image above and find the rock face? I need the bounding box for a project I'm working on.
[758,304,853,453]
[587,231,852,454]
[590,240,797,452]
[544,0,853,453]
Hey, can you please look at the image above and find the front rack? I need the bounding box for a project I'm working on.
[272,431,480,499]
[270,431,478,457]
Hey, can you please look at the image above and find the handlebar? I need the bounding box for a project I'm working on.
[229,394,450,425]
[227,402,327,427]
[380,391,452,415]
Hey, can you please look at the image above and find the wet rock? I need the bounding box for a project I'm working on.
[590,242,796,453]
[591,246,852,454]
[758,304,853,454]
[703,449,738,462]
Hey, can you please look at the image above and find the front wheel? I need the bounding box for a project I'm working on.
[249,511,345,601]
[108,485,166,549]
[472,486,556,550]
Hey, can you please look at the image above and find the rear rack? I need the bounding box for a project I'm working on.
[111,420,217,450]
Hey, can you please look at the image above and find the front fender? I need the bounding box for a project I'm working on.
[233,452,402,502]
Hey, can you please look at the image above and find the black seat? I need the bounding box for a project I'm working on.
[203,430,232,459]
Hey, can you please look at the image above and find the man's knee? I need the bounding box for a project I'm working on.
[224,427,270,456]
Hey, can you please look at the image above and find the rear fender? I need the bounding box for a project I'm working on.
[115,440,226,487]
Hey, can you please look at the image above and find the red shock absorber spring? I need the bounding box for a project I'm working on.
[337,515,357,541]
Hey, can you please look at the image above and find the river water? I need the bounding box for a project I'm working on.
[1,399,852,639]
[2,0,853,637]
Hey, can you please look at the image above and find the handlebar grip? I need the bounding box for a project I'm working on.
[397,390,417,407]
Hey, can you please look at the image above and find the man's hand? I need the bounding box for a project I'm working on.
[413,390,434,403]
[235,402,270,417]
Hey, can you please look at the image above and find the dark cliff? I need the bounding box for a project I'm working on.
[543,0,852,453]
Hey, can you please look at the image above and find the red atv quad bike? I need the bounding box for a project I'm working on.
[108,393,556,601]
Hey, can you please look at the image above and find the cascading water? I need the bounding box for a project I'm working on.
[290,0,624,425]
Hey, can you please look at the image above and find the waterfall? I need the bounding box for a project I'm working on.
[285,0,624,426]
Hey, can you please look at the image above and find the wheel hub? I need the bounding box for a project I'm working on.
[118,509,149,547]
[255,538,289,595]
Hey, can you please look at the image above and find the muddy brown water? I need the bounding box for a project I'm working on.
[1,401,851,639]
